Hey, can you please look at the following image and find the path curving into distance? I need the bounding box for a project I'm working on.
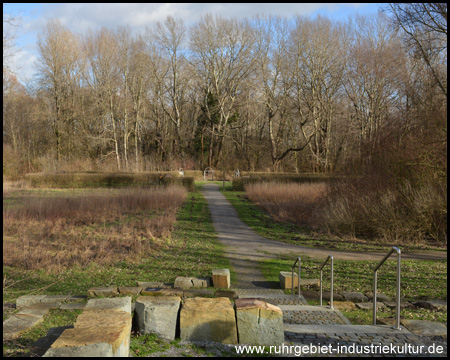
[201,183,447,288]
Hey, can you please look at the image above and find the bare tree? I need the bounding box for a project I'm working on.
[387,3,447,98]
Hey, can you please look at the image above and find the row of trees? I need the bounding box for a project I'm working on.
[3,5,447,178]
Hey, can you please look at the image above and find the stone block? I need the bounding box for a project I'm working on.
[59,303,87,310]
[50,309,132,357]
[118,286,142,296]
[341,292,368,303]
[401,320,447,338]
[141,288,184,297]
[16,295,46,308]
[43,343,114,357]
[137,281,163,288]
[135,296,181,340]
[279,271,298,289]
[215,289,237,299]
[180,297,238,344]
[212,269,230,289]
[84,297,132,315]
[356,302,385,310]
[3,313,44,340]
[384,301,413,309]
[183,289,215,298]
[365,292,391,303]
[322,292,345,301]
[40,295,69,304]
[413,300,447,311]
[66,295,88,303]
[174,276,211,289]
[235,298,284,345]
[87,286,119,298]
[330,301,357,311]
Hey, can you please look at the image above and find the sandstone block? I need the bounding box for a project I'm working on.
[3,313,44,340]
[384,301,413,309]
[235,298,284,345]
[87,286,119,298]
[180,297,238,344]
[279,271,298,289]
[84,297,132,315]
[342,292,368,303]
[43,343,114,357]
[118,286,142,296]
[174,276,211,289]
[330,301,357,311]
[356,302,385,310]
[51,309,132,357]
[212,269,230,289]
[40,295,69,304]
[322,292,345,301]
[401,320,448,338]
[183,289,215,297]
[413,300,447,311]
[59,303,87,310]
[141,288,184,297]
[16,295,46,308]
[135,296,181,340]
[365,292,391,303]
[215,289,237,299]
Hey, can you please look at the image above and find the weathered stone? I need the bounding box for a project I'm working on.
[174,276,211,289]
[141,288,184,297]
[27,302,61,310]
[66,295,88,303]
[330,301,357,311]
[51,309,131,357]
[59,303,87,310]
[212,269,230,289]
[365,292,391,303]
[3,313,44,339]
[16,295,46,308]
[215,289,237,299]
[16,306,51,317]
[356,302,385,310]
[413,300,447,311]
[180,297,238,344]
[118,286,142,296]
[384,300,413,309]
[401,320,447,338]
[86,286,119,298]
[43,343,114,357]
[301,279,320,289]
[40,295,69,304]
[135,296,181,340]
[279,271,298,289]
[136,281,163,288]
[342,292,368,303]
[84,297,132,315]
[183,289,215,297]
[235,298,284,345]
[322,292,345,301]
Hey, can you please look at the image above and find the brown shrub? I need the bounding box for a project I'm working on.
[3,186,187,272]
[245,182,328,227]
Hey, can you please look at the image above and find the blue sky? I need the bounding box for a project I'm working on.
[4,3,382,83]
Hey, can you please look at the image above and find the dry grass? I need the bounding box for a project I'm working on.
[3,186,187,272]
[245,182,328,227]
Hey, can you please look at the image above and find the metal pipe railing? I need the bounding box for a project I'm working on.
[319,255,334,309]
[373,247,401,330]
[291,256,301,297]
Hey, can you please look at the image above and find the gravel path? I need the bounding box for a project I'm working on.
[201,183,446,288]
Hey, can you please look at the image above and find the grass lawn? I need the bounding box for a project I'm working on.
[221,187,446,253]
[259,254,447,324]
[3,183,231,357]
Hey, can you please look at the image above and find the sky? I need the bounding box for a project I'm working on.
[4,3,382,84]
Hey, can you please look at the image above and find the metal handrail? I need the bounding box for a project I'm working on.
[291,256,301,297]
[319,255,334,309]
[373,247,401,330]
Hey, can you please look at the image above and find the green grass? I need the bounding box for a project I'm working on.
[259,255,447,324]
[221,188,446,253]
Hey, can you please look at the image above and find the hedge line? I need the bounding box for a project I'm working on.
[24,172,195,191]
[231,174,332,191]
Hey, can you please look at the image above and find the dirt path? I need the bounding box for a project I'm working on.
[201,183,446,288]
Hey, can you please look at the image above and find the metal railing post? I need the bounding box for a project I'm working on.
[373,247,401,330]
[319,255,334,309]
[291,256,301,296]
